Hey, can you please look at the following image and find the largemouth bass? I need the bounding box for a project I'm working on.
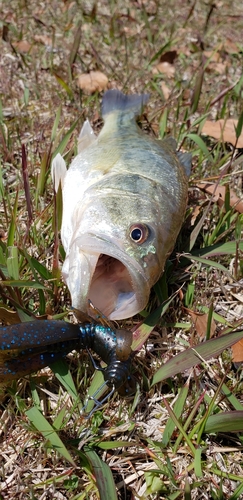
[52,90,191,320]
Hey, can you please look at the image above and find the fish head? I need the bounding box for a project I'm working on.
[62,181,170,321]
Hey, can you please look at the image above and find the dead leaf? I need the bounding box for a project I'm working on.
[62,1,75,13]
[0,229,7,240]
[161,81,170,100]
[190,204,201,225]
[214,62,228,75]
[202,119,243,147]
[231,293,243,304]
[160,50,177,64]
[0,307,20,325]
[152,62,175,78]
[34,35,52,46]
[223,39,240,55]
[77,71,108,94]
[204,50,221,62]
[187,309,216,339]
[196,183,243,214]
[231,339,243,363]
[176,44,191,57]
[182,89,191,101]
[12,40,32,53]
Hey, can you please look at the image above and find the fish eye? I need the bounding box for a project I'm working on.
[129,223,149,244]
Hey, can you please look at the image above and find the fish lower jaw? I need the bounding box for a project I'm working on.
[63,248,148,320]
[108,291,142,320]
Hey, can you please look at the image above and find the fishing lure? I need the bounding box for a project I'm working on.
[0,320,134,395]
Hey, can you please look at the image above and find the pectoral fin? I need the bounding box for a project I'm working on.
[78,119,96,153]
[51,153,67,193]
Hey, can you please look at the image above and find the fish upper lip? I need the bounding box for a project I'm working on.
[69,232,151,319]
[73,232,148,280]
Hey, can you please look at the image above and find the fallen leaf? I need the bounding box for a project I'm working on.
[152,62,175,78]
[187,309,216,339]
[34,35,52,46]
[189,204,201,225]
[12,40,32,53]
[231,293,243,304]
[77,71,108,94]
[176,44,191,57]
[223,39,240,55]
[213,62,228,75]
[196,183,243,214]
[0,229,7,240]
[161,81,170,100]
[231,339,243,363]
[202,119,243,147]
[204,51,228,75]
[160,50,177,64]
[204,50,221,62]
[182,89,191,101]
[0,307,20,325]
[62,1,75,13]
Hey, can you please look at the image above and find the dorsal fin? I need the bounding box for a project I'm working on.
[176,151,191,177]
[161,136,177,151]
[161,136,191,177]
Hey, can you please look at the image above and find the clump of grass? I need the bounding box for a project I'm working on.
[0,0,243,498]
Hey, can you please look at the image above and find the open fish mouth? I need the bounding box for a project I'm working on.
[63,235,150,320]
[88,253,135,320]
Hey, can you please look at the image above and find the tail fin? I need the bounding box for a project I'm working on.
[102,89,149,119]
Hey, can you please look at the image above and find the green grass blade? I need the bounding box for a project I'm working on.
[190,65,204,114]
[162,383,189,446]
[194,448,203,478]
[204,411,243,434]
[26,406,75,465]
[7,190,18,247]
[192,241,243,257]
[83,369,107,415]
[182,253,230,272]
[149,40,175,64]
[152,329,243,385]
[0,280,46,288]
[84,447,118,500]
[29,378,41,411]
[54,73,74,100]
[186,133,213,162]
[21,252,53,280]
[228,480,243,500]
[184,478,192,500]
[51,105,62,142]
[235,109,243,141]
[51,117,80,160]
[51,359,79,402]
[162,397,196,456]
[220,383,243,411]
[53,403,69,431]
[6,246,19,280]
[98,440,133,450]
[68,20,82,69]
[132,293,178,351]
